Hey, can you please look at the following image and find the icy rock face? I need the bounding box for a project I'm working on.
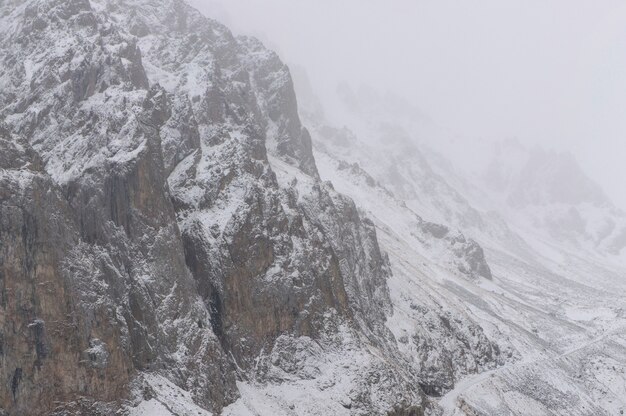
[313,135,493,282]
[0,126,186,415]
[113,0,395,370]
[0,0,422,414]
[0,1,237,411]
[0,128,96,414]
[419,222,492,280]
[311,149,504,394]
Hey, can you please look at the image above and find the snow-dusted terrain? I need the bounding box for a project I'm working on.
[299,79,626,415]
[0,0,624,415]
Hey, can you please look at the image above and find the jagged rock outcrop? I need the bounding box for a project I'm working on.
[0,3,237,405]
[419,222,492,280]
[0,0,428,414]
[310,146,503,400]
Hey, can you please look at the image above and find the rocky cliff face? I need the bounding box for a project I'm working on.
[0,0,237,408]
[0,0,435,414]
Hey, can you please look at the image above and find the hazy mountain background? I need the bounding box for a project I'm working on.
[189,0,626,209]
[2,0,625,414]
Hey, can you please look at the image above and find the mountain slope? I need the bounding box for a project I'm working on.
[2,1,624,415]
[0,0,449,414]
[297,78,626,415]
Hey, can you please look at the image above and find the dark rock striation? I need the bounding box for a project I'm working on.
[0,0,437,414]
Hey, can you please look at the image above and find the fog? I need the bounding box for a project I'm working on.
[189,0,626,208]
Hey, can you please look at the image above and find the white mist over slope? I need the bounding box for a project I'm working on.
[189,0,626,209]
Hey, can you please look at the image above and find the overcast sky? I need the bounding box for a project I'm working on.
[189,0,626,208]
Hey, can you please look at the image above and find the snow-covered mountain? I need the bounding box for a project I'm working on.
[479,140,626,259]
[0,1,625,415]
[296,77,626,415]
[0,0,424,414]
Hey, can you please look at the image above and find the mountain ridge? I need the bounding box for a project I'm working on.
[1,1,625,415]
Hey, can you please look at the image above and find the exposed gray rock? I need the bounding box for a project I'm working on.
[0,0,430,414]
[417,222,492,280]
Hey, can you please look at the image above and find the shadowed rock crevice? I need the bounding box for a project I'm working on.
[0,0,432,414]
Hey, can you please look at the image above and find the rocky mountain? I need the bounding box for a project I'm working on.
[1,1,625,415]
[0,0,468,414]
[295,77,626,415]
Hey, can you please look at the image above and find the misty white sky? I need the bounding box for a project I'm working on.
[189,0,626,208]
